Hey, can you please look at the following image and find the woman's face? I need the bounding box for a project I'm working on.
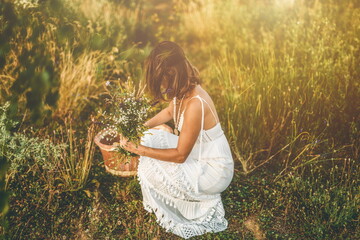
[160,73,170,94]
[160,82,167,94]
[160,68,174,94]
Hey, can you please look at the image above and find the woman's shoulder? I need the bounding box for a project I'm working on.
[184,95,202,112]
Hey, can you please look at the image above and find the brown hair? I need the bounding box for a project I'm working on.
[144,41,201,101]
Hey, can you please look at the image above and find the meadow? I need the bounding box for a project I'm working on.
[0,0,359,239]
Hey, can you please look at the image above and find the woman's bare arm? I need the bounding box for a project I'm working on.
[144,101,174,128]
[121,98,202,163]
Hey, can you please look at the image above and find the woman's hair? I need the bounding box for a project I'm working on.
[144,41,201,101]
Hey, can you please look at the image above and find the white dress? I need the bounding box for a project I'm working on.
[137,95,234,239]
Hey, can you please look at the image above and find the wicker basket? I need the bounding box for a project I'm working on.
[94,124,173,177]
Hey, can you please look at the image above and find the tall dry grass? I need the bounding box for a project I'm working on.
[56,51,106,118]
[57,117,96,192]
[174,0,360,175]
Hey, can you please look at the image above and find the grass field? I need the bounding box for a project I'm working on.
[0,0,359,239]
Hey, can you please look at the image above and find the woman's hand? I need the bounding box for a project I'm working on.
[113,134,138,154]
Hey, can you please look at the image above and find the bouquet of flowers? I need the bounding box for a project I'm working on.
[97,83,151,158]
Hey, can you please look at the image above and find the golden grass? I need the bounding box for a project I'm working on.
[58,117,96,192]
[56,50,106,118]
[172,0,360,174]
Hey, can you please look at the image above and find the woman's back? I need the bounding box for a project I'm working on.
[177,85,220,132]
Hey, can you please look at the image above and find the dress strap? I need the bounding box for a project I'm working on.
[173,97,176,123]
[199,97,218,123]
[181,95,218,124]
[198,95,204,143]
[186,96,205,194]
[197,97,205,195]
[190,96,204,163]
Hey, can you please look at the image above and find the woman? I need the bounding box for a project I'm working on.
[118,41,234,239]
